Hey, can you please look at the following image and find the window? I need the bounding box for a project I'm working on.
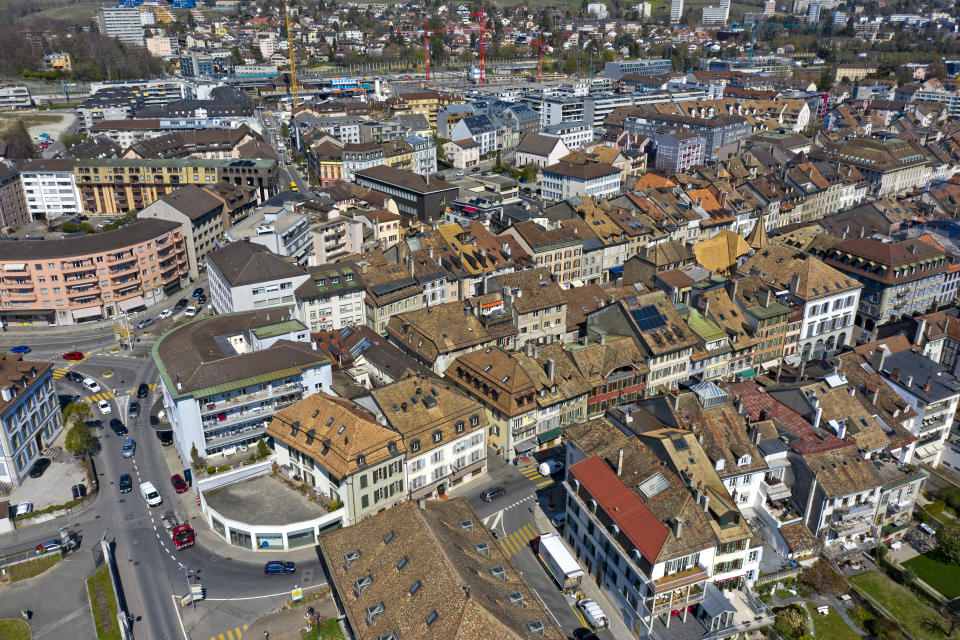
[455,422,464,434]
[425,611,438,626]
[470,414,479,426]
[432,430,442,443]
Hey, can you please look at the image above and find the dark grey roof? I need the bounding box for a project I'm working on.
[206,241,306,287]
[516,133,564,157]
[158,185,224,221]
[879,350,960,404]
[0,219,180,260]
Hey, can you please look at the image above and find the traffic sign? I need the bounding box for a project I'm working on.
[291,587,303,601]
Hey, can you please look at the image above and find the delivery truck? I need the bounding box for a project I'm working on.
[533,532,585,590]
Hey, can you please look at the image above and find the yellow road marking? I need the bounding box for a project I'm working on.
[227,631,235,640]
[571,604,588,627]
[536,479,554,488]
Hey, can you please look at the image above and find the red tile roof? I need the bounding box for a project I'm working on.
[569,456,668,563]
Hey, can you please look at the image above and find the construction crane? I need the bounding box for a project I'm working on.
[285,1,299,110]
[472,3,486,86]
[731,21,821,58]
[397,8,488,84]
[534,31,551,83]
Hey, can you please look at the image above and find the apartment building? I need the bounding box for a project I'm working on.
[624,112,752,161]
[812,137,930,196]
[137,185,228,278]
[268,393,405,527]
[354,166,457,224]
[371,377,487,500]
[0,85,32,110]
[542,122,593,151]
[655,129,707,174]
[0,356,62,487]
[97,7,145,47]
[75,158,276,215]
[739,246,862,362]
[603,58,673,79]
[153,310,331,459]
[819,238,946,337]
[486,269,567,346]
[225,203,313,266]
[206,241,310,314]
[0,166,28,233]
[19,160,82,220]
[0,219,188,327]
[294,261,365,332]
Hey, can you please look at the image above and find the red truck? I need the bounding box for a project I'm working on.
[161,511,195,550]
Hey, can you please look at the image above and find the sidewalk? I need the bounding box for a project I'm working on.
[531,503,636,640]
[243,590,341,640]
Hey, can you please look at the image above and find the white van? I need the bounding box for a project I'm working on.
[577,598,609,629]
[538,459,565,476]
[140,481,162,507]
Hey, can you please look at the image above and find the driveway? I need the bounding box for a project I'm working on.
[7,451,84,512]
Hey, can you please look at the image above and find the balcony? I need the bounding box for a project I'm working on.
[830,515,872,536]
[67,286,100,297]
[109,261,137,275]
[200,383,303,416]
[64,272,97,283]
[204,424,269,450]
[836,501,874,521]
[203,397,300,431]
[763,477,792,501]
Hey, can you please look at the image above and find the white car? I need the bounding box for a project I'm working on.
[97,400,112,414]
[158,309,173,319]
[184,305,197,317]
[83,377,101,393]
[15,501,32,517]
[140,481,162,507]
[538,459,565,476]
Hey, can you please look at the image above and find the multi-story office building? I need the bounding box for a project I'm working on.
[0,356,61,487]
[0,219,188,326]
[812,137,930,197]
[624,112,752,161]
[528,94,586,128]
[539,161,621,202]
[655,129,706,174]
[0,85,32,110]
[97,7,145,47]
[541,122,593,151]
[671,0,684,22]
[603,59,673,80]
[18,160,82,221]
[354,166,457,223]
[153,310,331,459]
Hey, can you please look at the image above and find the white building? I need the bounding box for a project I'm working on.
[0,358,62,487]
[0,85,32,110]
[515,134,570,170]
[224,202,313,266]
[206,241,310,315]
[540,161,621,202]
[294,262,366,332]
[97,7,145,47]
[153,310,331,459]
[671,0,684,22]
[19,160,82,220]
[542,121,593,151]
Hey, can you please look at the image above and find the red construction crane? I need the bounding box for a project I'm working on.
[472,3,486,86]
[536,34,544,83]
[398,15,486,83]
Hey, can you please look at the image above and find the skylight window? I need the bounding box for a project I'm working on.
[460,520,474,532]
[344,550,361,570]
[490,566,506,580]
[638,472,670,499]
[384,531,395,545]
[528,620,546,636]
[475,542,489,556]
[508,591,525,607]
[426,611,439,626]
[397,556,408,571]
[410,580,422,596]
[671,437,690,451]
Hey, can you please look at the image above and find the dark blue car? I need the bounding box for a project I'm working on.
[9,345,30,354]
[192,287,204,298]
[264,561,296,575]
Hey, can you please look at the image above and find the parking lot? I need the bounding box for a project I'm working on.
[6,449,84,513]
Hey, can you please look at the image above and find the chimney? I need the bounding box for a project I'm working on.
[734,394,743,414]
[429,246,434,260]
[418,497,426,510]
[760,286,772,308]
[849,386,856,397]
[408,254,415,277]
[547,358,555,383]
[890,367,900,383]
[869,383,880,404]
[751,426,761,444]
[701,297,710,316]
[915,318,927,345]
[600,333,606,346]
[672,517,683,539]
[906,374,913,387]
[670,388,681,410]
[701,494,710,513]
[870,345,888,373]
[924,376,932,392]
[813,405,823,431]
[726,279,738,300]
[790,274,800,293]
[176,375,182,392]
[617,448,624,477]
[0,387,10,402]
[526,341,533,357]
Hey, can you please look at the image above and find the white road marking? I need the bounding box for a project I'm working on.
[169,594,190,640]
[531,587,561,626]
[202,583,328,602]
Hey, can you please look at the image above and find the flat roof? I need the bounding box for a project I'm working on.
[202,474,326,525]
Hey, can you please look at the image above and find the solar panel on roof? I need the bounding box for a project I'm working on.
[638,471,670,499]
[630,305,668,331]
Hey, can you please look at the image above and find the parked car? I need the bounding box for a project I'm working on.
[15,501,33,517]
[196,295,207,306]
[538,459,564,476]
[159,309,173,319]
[97,399,112,414]
[62,351,84,361]
[551,512,566,528]
[121,438,136,458]
[71,484,87,499]
[128,401,140,418]
[480,487,506,502]
[137,383,149,398]
[119,474,132,493]
[66,371,84,384]
[28,458,51,478]
[109,419,128,436]
[137,317,155,329]
[576,599,609,630]
[140,481,162,507]
[174,298,189,311]
[171,474,187,494]
[184,305,197,317]
[9,345,30,354]
[158,431,173,446]
[82,377,101,393]
[264,561,296,575]
[192,287,204,298]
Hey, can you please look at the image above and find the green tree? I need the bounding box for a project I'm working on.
[937,520,960,564]
[230,45,244,66]
[65,422,96,457]
[62,402,93,427]
[4,119,36,159]
[602,49,616,63]
[190,443,203,470]
[256,438,271,459]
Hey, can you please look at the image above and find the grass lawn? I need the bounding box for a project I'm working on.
[807,604,861,640]
[0,113,63,134]
[850,571,953,640]
[0,618,31,639]
[300,620,344,640]
[2,554,61,583]
[28,3,100,21]
[86,565,121,640]
[903,552,960,599]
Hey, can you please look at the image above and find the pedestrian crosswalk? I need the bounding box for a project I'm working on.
[210,624,247,640]
[84,391,114,403]
[52,368,68,380]
[499,523,538,558]
[520,465,554,489]
[129,383,158,396]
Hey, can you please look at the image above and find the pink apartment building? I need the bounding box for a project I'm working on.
[0,218,189,327]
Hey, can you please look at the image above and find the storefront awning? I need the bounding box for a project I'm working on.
[118,295,146,312]
[537,428,562,444]
[2,263,26,271]
[72,306,102,320]
[514,439,538,454]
